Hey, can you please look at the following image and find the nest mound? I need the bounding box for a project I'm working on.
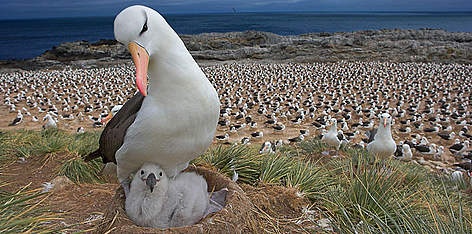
[96,166,256,233]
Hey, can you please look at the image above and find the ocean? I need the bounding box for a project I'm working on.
[1,12,471,60]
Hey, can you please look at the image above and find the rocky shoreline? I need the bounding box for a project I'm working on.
[1,28,471,71]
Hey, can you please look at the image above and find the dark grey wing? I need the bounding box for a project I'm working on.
[367,128,377,143]
[84,92,145,163]
[8,117,21,126]
[454,162,472,171]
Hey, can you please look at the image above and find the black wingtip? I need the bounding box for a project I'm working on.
[84,149,101,162]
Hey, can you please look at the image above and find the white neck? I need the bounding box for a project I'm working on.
[329,123,337,133]
[146,41,206,102]
[376,124,392,139]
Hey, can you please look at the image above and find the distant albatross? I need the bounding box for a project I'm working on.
[367,113,396,159]
[85,5,220,196]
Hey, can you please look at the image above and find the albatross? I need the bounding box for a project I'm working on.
[367,113,396,159]
[85,5,220,196]
[321,118,341,153]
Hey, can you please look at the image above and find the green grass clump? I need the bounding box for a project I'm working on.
[0,183,61,233]
[197,144,335,201]
[298,138,328,156]
[326,162,424,232]
[286,160,334,200]
[259,153,292,185]
[322,145,472,233]
[35,129,70,155]
[0,129,104,184]
[0,130,42,159]
[425,181,472,233]
[196,145,260,185]
[0,129,101,161]
[2,128,472,232]
[67,131,100,157]
[58,157,103,184]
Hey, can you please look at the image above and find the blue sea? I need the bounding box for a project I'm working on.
[1,12,471,60]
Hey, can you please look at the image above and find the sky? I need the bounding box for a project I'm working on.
[0,0,471,19]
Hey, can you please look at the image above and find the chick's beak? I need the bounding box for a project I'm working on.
[384,118,387,128]
[128,42,149,96]
[146,173,157,193]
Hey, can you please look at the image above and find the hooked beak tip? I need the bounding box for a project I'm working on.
[146,173,157,193]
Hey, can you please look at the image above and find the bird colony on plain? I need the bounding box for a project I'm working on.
[1,61,472,174]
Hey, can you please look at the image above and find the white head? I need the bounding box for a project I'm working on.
[114,5,181,96]
[43,113,54,122]
[402,144,411,150]
[132,163,169,194]
[379,113,392,128]
[260,141,272,153]
[330,118,337,128]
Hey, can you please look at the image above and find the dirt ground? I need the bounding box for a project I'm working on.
[2,151,322,233]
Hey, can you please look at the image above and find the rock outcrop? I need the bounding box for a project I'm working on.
[1,29,471,70]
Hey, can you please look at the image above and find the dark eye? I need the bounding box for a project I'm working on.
[159,172,162,176]
[140,21,148,35]
[141,170,144,175]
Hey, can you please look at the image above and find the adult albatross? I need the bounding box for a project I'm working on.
[85,5,220,195]
[367,113,396,160]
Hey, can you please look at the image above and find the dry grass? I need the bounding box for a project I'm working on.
[1,129,471,233]
[0,183,62,233]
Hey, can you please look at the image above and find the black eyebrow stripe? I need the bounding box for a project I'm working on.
[143,9,148,22]
[139,10,148,36]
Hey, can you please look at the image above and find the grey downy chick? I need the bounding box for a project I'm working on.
[125,163,209,228]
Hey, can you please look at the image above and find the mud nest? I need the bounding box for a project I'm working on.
[96,166,257,233]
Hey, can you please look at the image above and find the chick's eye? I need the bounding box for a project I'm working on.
[140,170,144,175]
[140,21,148,35]
[159,172,162,176]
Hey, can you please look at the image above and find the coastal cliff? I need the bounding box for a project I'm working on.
[1,29,471,70]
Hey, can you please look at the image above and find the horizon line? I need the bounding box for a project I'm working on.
[1,10,472,21]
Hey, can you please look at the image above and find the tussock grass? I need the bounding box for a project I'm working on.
[1,129,471,232]
[196,142,472,233]
[324,157,426,232]
[298,138,328,156]
[322,145,472,233]
[67,132,100,157]
[0,183,61,233]
[0,129,104,184]
[259,153,292,185]
[36,130,70,155]
[0,129,100,160]
[196,145,260,185]
[425,182,472,233]
[0,130,42,159]
[58,157,103,184]
[286,160,334,200]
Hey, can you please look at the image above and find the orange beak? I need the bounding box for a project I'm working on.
[101,112,113,124]
[383,118,387,128]
[128,42,149,96]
